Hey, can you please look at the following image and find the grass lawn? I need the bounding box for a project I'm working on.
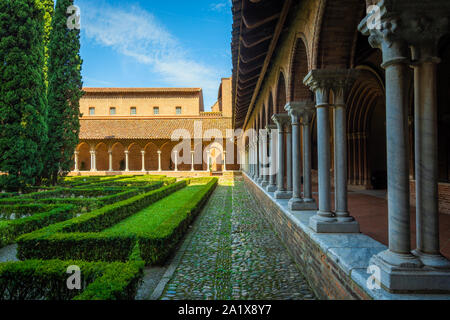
[104,184,205,235]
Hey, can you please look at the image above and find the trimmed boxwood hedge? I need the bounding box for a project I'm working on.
[0,205,76,248]
[0,258,144,300]
[17,178,218,265]
[17,181,188,261]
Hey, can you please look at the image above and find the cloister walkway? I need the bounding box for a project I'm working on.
[151,177,316,300]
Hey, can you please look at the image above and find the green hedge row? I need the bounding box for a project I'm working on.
[17,181,188,261]
[17,178,218,265]
[138,177,218,264]
[0,204,55,220]
[0,258,144,300]
[0,205,76,248]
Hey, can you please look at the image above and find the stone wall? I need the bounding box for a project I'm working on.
[243,174,372,300]
[410,180,450,215]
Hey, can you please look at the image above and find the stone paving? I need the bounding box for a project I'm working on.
[159,178,315,300]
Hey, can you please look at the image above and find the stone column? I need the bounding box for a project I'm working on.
[174,150,178,172]
[285,101,317,210]
[266,124,278,192]
[285,122,293,194]
[157,150,162,172]
[141,150,146,172]
[304,71,336,231]
[191,151,195,172]
[90,150,97,172]
[301,108,316,207]
[74,151,79,172]
[223,151,227,172]
[412,41,450,269]
[272,114,291,199]
[124,150,129,172]
[261,129,269,188]
[259,130,265,184]
[108,150,113,172]
[332,71,360,229]
[357,1,450,292]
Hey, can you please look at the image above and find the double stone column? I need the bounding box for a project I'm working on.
[272,114,292,199]
[303,69,359,233]
[285,101,317,211]
[266,124,278,192]
[359,0,450,292]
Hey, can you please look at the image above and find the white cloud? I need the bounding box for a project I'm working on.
[76,1,222,107]
[210,1,231,12]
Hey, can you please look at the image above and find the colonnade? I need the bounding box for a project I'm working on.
[74,146,227,173]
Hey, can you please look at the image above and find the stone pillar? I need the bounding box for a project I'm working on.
[412,38,450,269]
[90,150,97,172]
[157,150,162,172]
[305,70,359,233]
[174,150,178,172]
[358,1,450,292]
[124,150,129,172]
[272,114,291,199]
[301,108,316,207]
[191,151,195,172]
[332,71,360,229]
[266,124,277,192]
[261,129,269,187]
[74,151,79,172]
[223,151,227,172]
[285,101,317,211]
[141,150,146,172]
[108,150,113,172]
[285,122,293,194]
[304,72,336,231]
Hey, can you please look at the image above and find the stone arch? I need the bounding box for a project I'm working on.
[205,141,224,172]
[314,0,366,69]
[275,71,287,114]
[144,141,159,171]
[127,142,142,171]
[160,141,178,171]
[267,92,274,124]
[289,35,312,102]
[347,66,386,189]
[77,142,91,171]
[111,142,126,171]
[95,142,108,171]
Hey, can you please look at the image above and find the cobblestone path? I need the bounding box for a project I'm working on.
[160,178,315,300]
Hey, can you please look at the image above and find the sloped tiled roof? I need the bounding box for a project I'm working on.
[83,88,202,94]
[79,118,233,140]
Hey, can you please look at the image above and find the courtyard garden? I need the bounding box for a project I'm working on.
[0,175,218,300]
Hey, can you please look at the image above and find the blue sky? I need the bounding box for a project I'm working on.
[74,0,232,109]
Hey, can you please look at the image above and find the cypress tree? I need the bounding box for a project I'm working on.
[35,0,55,88]
[0,0,49,191]
[45,0,83,184]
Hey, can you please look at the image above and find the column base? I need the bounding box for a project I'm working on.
[370,250,450,293]
[261,180,269,188]
[309,214,359,233]
[266,184,277,193]
[256,177,263,184]
[275,190,292,199]
[412,250,450,269]
[288,198,317,211]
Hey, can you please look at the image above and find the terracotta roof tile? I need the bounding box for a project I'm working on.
[79,118,233,140]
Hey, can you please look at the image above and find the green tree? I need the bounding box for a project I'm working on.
[0,0,49,191]
[35,0,54,88]
[45,0,83,184]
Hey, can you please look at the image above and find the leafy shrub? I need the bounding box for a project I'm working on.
[0,259,144,300]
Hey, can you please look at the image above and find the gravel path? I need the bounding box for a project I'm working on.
[159,178,315,300]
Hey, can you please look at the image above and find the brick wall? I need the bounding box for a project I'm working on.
[410,180,450,215]
[243,174,372,300]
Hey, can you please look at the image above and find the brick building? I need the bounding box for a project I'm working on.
[73,77,240,175]
[232,0,450,297]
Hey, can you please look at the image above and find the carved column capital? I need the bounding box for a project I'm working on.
[271,113,291,131]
